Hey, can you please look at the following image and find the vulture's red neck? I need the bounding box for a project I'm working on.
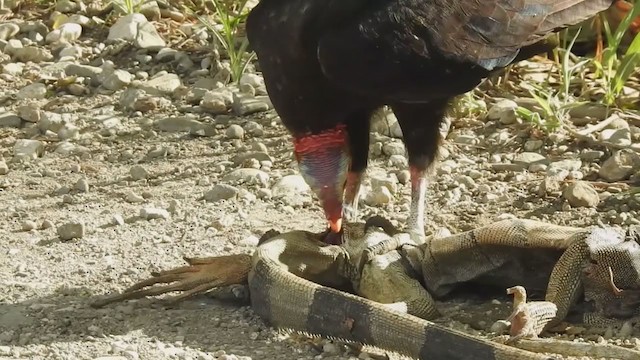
[292,124,350,234]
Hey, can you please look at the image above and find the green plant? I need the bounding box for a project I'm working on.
[554,28,591,100]
[516,29,589,133]
[192,0,255,84]
[449,91,487,118]
[592,1,640,106]
[517,82,588,133]
[111,0,154,14]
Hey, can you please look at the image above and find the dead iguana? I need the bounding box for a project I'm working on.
[92,217,640,360]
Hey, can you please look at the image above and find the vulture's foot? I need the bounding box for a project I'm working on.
[91,254,252,308]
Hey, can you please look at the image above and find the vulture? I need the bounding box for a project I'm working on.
[245,0,625,244]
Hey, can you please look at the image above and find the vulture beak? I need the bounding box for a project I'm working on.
[293,125,350,238]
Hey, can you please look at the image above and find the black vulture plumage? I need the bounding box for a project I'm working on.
[245,0,618,244]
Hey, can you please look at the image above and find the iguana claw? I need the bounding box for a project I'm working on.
[504,286,558,345]
[91,254,252,308]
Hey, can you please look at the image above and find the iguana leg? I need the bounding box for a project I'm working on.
[91,254,252,308]
[542,234,591,328]
[353,220,439,320]
[358,233,415,274]
[504,286,558,344]
[500,285,640,359]
[358,249,441,320]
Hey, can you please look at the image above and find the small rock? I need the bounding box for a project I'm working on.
[513,152,546,166]
[155,116,203,133]
[100,68,133,91]
[21,220,37,231]
[239,73,265,91]
[134,20,166,49]
[370,174,398,194]
[364,185,393,206]
[124,190,145,203]
[232,152,272,166]
[238,235,259,247]
[0,161,8,175]
[58,124,79,141]
[200,91,230,114]
[14,139,44,160]
[57,222,85,241]
[138,0,161,20]
[388,154,407,167]
[226,124,245,139]
[489,320,510,334]
[48,22,82,43]
[451,134,477,145]
[13,46,53,63]
[210,216,235,231]
[529,163,547,173]
[487,99,518,124]
[232,93,270,115]
[371,108,403,138]
[538,176,561,196]
[41,220,54,229]
[600,128,631,147]
[59,45,83,59]
[203,184,239,202]
[2,62,24,76]
[548,159,582,173]
[112,214,125,226]
[16,82,47,100]
[108,14,166,50]
[17,105,42,123]
[140,207,170,220]
[130,165,149,180]
[66,63,102,78]
[244,121,264,137]
[383,142,405,156]
[74,178,89,193]
[138,73,181,95]
[581,150,605,162]
[322,342,342,355]
[0,23,20,41]
[271,175,310,196]
[599,150,640,182]
[523,139,543,151]
[222,168,269,186]
[55,0,81,12]
[0,112,21,128]
[563,181,599,208]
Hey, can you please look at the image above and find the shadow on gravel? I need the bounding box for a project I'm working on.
[0,287,275,356]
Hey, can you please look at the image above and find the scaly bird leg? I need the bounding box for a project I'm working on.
[343,170,364,223]
[91,254,252,308]
[407,166,428,244]
[390,100,450,245]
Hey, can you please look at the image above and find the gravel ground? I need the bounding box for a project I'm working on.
[1,1,640,360]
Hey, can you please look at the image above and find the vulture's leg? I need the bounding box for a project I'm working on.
[390,100,450,243]
[343,112,373,223]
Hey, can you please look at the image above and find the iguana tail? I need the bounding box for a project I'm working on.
[249,231,555,360]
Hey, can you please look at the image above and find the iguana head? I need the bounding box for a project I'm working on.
[581,226,640,319]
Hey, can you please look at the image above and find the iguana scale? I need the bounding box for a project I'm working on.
[92,217,640,360]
